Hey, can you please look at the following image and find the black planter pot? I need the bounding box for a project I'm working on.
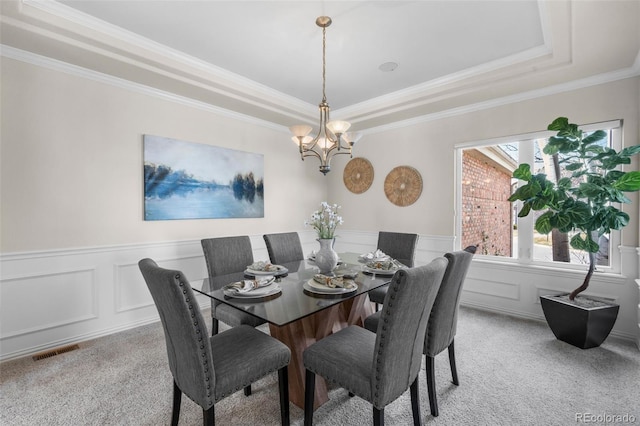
[540,294,619,349]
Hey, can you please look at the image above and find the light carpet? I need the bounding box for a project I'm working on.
[1,306,639,425]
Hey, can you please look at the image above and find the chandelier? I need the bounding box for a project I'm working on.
[289,16,362,175]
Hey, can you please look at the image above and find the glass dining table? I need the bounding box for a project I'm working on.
[194,252,394,410]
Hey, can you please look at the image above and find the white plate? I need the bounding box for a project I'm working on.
[304,279,357,294]
[363,266,398,276]
[244,265,288,276]
[358,256,390,263]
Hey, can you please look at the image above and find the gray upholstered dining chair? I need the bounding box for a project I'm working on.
[138,258,291,426]
[367,231,419,307]
[201,236,266,336]
[263,232,305,265]
[364,246,476,417]
[303,258,448,426]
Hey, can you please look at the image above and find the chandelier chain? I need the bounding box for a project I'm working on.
[322,25,326,103]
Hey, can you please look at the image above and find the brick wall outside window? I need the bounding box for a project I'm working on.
[461,150,513,256]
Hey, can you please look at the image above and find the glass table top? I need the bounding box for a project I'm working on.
[194,252,395,327]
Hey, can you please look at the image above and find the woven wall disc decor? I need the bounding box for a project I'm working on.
[343,157,374,194]
[384,166,423,207]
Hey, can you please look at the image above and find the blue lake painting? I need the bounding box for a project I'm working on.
[143,135,264,220]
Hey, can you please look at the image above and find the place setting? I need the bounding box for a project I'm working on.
[244,260,288,277]
[358,249,406,276]
[303,273,358,298]
[223,276,282,300]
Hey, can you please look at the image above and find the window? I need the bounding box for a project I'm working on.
[456,120,622,272]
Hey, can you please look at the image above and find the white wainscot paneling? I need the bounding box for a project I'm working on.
[1,237,637,360]
[1,268,97,337]
[460,248,638,343]
[115,255,206,313]
[463,276,520,300]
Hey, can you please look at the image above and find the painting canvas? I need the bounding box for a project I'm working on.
[143,135,264,220]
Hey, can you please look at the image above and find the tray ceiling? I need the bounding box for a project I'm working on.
[1,1,639,131]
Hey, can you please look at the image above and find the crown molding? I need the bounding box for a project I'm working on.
[1,44,290,133]
[361,62,640,135]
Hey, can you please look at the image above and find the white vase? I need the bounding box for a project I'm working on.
[315,238,338,275]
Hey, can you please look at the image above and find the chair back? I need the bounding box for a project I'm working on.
[201,236,254,278]
[425,246,476,356]
[377,231,418,267]
[263,232,304,264]
[138,258,215,410]
[371,257,448,408]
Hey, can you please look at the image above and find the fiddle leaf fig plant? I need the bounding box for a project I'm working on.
[508,117,640,300]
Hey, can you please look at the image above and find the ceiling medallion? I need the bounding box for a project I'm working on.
[384,166,423,207]
[343,157,374,194]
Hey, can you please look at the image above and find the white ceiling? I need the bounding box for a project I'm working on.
[1,1,639,131]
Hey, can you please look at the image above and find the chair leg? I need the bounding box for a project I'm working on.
[171,380,182,426]
[426,355,438,417]
[203,406,214,426]
[304,369,316,426]
[448,340,459,386]
[373,407,384,426]
[244,385,252,396]
[410,376,423,426]
[278,366,290,426]
[211,318,219,336]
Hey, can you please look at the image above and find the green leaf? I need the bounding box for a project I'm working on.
[512,163,532,181]
[605,188,631,204]
[619,144,640,157]
[509,180,545,202]
[552,213,572,230]
[613,171,640,191]
[520,181,543,199]
[535,212,553,235]
[547,117,569,131]
[569,234,598,253]
[582,130,607,145]
[570,234,587,251]
[578,182,603,198]
[605,170,625,183]
[517,203,531,218]
[557,177,572,189]
[565,163,583,171]
[602,155,631,169]
[531,198,548,210]
[610,211,629,230]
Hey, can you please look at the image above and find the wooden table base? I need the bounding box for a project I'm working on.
[268,294,375,410]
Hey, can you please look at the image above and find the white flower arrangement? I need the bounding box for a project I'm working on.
[305,202,343,239]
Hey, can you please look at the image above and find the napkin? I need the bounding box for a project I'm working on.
[247,261,282,272]
[313,274,354,289]
[359,249,390,262]
[227,277,274,294]
[366,258,406,271]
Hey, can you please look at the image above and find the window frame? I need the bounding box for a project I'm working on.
[454,120,623,274]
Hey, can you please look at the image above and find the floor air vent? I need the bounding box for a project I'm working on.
[32,344,80,361]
